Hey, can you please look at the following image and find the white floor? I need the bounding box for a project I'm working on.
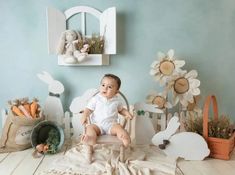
[0,145,69,175]
[0,144,234,175]
[177,149,235,175]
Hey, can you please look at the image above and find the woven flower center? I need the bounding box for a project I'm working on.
[152,96,166,109]
[174,77,189,94]
[159,60,175,75]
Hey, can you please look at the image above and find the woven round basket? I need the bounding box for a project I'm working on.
[30,120,64,153]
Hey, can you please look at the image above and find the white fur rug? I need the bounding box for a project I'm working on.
[36,144,178,175]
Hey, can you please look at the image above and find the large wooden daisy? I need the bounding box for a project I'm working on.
[146,91,172,109]
[150,49,185,85]
[167,70,201,107]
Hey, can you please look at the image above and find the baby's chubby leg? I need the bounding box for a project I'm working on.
[81,124,101,146]
[110,124,131,147]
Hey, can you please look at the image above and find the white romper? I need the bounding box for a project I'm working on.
[86,93,123,134]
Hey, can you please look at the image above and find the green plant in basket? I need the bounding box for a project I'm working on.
[185,114,234,139]
[208,115,234,139]
[46,128,60,154]
[77,34,104,54]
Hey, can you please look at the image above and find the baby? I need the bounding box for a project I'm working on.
[80,74,133,147]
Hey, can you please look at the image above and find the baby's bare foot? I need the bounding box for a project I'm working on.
[81,134,96,145]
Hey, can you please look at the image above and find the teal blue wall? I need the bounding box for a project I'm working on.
[1,0,235,126]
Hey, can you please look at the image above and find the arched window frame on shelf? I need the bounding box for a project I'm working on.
[47,6,116,66]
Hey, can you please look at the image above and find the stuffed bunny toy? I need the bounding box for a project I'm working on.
[152,116,210,160]
[56,30,82,64]
[37,71,64,126]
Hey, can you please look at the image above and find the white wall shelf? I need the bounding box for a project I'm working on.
[58,54,109,66]
[47,6,116,66]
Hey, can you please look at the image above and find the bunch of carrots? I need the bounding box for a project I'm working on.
[8,98,41,118]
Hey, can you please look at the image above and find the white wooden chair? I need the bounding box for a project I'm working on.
[70,89,133,163]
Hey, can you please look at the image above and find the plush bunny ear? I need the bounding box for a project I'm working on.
[56,31,66,54]
[37,71,54,85]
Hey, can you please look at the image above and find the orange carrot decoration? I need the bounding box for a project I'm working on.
[8,100,24,117]
[12,106,25,117]
[30,98,38,118]
[43,144,49,153]
[36,144,45,153]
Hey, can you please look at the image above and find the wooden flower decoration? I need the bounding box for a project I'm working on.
[150,49,185,85]
[146,91,172,109]
[187,95,202,113]
[167,70,201,107]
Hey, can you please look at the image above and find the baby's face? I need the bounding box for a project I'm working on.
[99,77,119,99]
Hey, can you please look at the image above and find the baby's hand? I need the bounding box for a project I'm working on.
[126,113,133,120]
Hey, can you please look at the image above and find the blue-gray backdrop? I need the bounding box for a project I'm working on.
[1,0,235,127]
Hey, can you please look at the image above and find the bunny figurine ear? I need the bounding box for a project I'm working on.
[152,116,180,146]
[165,116,180,137]
[37,71,64,94]
[37,71,54,85]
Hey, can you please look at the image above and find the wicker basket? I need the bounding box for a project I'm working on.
[203,95,235,160]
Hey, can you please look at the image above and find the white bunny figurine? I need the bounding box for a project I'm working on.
[37,71,65,126]
[152,116,210,160]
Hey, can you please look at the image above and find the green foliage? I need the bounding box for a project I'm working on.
[137,110,145,116]
[46,128,60,154]
[185,114,234,139]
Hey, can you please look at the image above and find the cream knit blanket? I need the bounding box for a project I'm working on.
[37,144,178,175]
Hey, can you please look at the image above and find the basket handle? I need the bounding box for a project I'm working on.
[203,95,219,140]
